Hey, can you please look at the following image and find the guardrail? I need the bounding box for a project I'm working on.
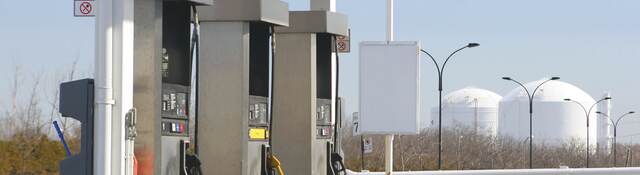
[347,167,640,175]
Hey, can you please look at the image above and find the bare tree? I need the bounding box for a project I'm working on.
[341,123,639,171]
[0,61,85,174]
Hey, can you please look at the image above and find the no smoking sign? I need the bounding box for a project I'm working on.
[336,29,351,53]
[74,0,96,17]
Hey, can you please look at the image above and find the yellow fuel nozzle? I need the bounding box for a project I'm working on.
[269,154,285,175]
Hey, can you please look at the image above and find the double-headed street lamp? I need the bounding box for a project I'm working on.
[564,97,611,168]
[501,77,559,169]
[596,111,636,167]
[421,43,479,170]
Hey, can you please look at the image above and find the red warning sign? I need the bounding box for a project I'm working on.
[74,0,96,17]
[336,29,351,53]
[80,2,92,14]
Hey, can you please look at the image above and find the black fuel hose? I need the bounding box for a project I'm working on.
[190,4,200,155]
[332,35,341,151]
[268,25,276,147]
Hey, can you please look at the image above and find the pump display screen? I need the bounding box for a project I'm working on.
[249,103,268,126]
[162,91,188,119]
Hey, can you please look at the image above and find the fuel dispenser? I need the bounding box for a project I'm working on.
[159,2,196,175]
[271,6,349,174]
[195,0,289,174]
[132,0,210,174]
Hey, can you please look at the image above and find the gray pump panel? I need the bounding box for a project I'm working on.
[58,79,95,175]
[195,0,289,174]
[271,9,348,175]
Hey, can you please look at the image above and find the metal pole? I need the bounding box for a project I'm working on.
[385,136,394,175]
[503,77,558,169]
[626,149,632,167]
[385,1,394,174]
[361,135,365,170]
[457,136,463,170]
[95,0,114,174]
[614,126,617,167]
[387,0,393,42]
[529,99,533,169]
[597,112,616,167]
[438,87,443,170]
[423,45,478,171]
[629,148,633,166]
[613,112,636,167]
[565,98,611,168]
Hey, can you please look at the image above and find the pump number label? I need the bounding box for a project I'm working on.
[74,0,96,17]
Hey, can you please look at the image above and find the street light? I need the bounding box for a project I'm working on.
[596,111,635,167]
[421,43,479,170]
[501,77,559,169]
[564,97,611,168]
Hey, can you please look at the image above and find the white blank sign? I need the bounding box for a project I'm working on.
[359,41,421,134]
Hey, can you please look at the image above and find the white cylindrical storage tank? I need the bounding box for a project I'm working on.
[597,92,613,153]
[430,87,502,136]
[498,79,598,146]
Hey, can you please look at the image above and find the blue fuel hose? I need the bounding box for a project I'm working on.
[53,121,72,157]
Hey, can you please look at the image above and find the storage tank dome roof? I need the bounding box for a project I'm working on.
[443,87,503,108]
[501,78,595,103]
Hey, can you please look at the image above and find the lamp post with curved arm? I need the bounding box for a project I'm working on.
[564,97,611,168]
[421,43,479,170]
[596,111,635,167]
[501,77,559,169]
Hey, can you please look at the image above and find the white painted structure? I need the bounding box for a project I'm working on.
[498,79,598,146]
[597,92,613,153]
[429,87,502,136]
[95,0,134,174]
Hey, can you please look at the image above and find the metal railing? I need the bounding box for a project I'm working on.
[347,167,640,175]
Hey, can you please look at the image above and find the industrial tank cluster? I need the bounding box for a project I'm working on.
[428,79,611,147]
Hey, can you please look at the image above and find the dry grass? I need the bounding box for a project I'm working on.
[341,125,640,171]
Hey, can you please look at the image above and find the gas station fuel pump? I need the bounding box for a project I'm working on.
[195,0,289,174]
[271,7,349,175]
[160,1,205,174]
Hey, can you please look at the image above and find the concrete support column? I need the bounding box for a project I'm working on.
[197,21,251,175]
[132,0,163,174]
[271,33,321,175]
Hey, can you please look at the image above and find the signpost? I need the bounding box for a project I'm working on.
[363,137,373,153]
[74,0,96,17]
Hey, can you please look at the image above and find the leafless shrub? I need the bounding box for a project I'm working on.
[341,124,640,171]
[0,61,84,174]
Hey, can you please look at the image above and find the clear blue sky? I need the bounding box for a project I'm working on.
[2,0,640,141]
